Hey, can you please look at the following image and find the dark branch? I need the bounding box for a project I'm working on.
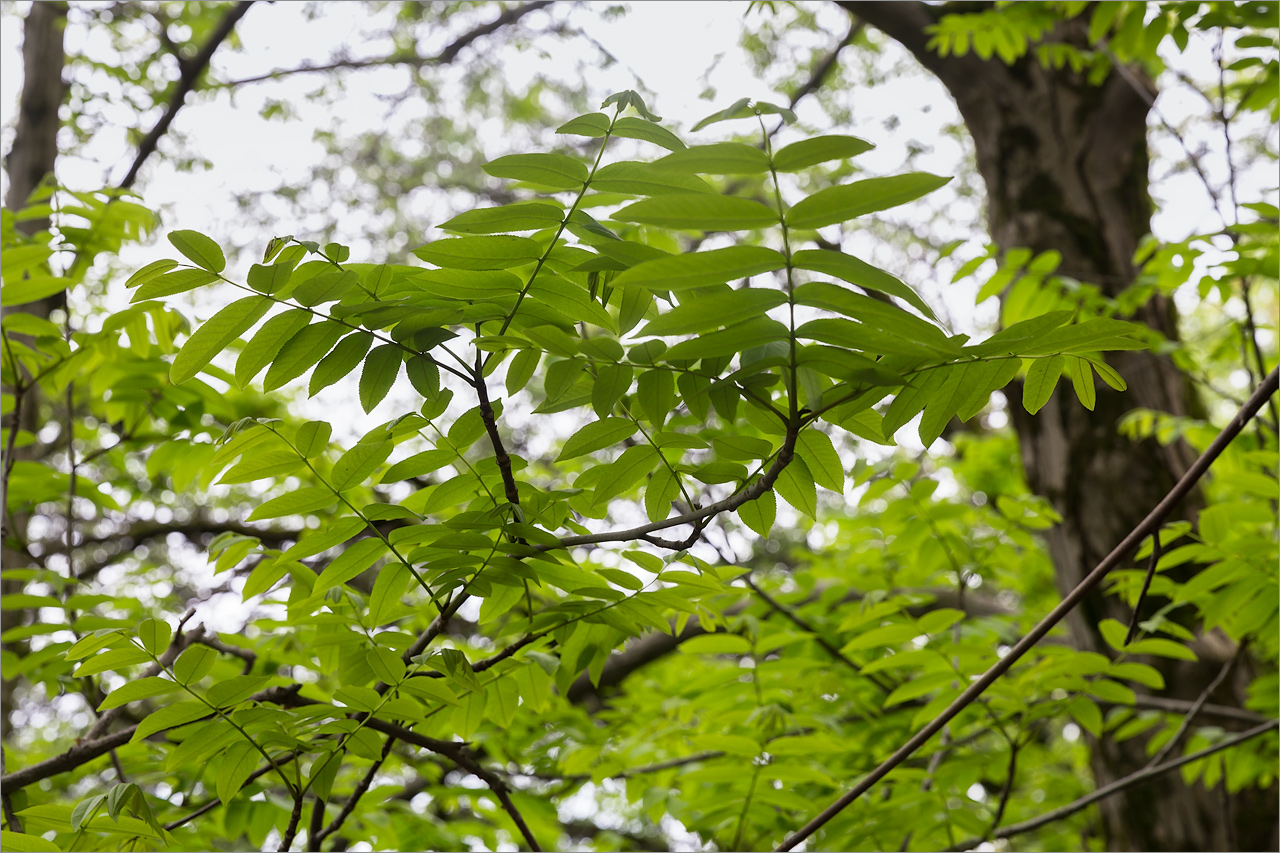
[776,367,1280,851]
[946,719,1280,851]
[118,1,255,189]
[220,1,554,87]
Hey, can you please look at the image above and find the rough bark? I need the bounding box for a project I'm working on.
[839,2,1275,850]
[1,0,69,742]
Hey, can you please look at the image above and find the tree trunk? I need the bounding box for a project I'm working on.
[1,1,68,742]
[839,3,1276,850]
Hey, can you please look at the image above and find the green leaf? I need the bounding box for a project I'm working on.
[368,647,407,684]
[292,269,357,307]
[246,261,293,294]
[1125,637,1198,661]
[592,363,633,417]
[775,456,818,519]
[262,321,349,392]
[558,417,638,461]
[593,440,665,502]
[642,288,787,337]
[97,676,182,711]
[1,830,63,851]
[247,487,337,521]
[72,646,152,677]
[168,230,226,273]
[637,369,676,428]
[602,89,662,121]
[314,538,389,594]
[795,317,946,359]
[236,309,311,388]
[506,349,540,395]
[138,619,171,655]
[173,645,217,684]
[612,246,787,291]
[283,518,365,561]
[483,153,588,189]
[359,345,402,413]
[1020,318,1146,355]
[5,275,72,305]
[737,490,776,536]
[663,317,789,361]
[654,142,770,174]
[613,194,778,231]
[383,449,454,482]
[612,117,685,150]
[216,742,259,806]
[413,236,544,270]
[439,202,565,234]
[295,421,332,458]
[1023,356,1064,414]
[556,112,611,137]
[592,161,714,196]
[308,332,373,396]
[793,282,953,353]
[331,440,392,491]
[645,465,681,522]
[369,562,412,626]
[787,173,952,229]
[205,675,271,708]
[691,97,755,131]
[966,311,1073,356]
[796,429,843,492]
[171,296,272,384]
[772,134,874,171]
[133,268,221,301]
[792,250,935,319]
[131,700,211,742]
[1066,355,1096,410]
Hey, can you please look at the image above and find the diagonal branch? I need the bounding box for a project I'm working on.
[220,1,554,87]
[945,718,1279,852]
[776,366,1279,851]
[118,1,255,189]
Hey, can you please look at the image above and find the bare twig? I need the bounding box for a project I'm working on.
[945,719,1279,851]
[313,735,397,847]
[776,367,1279,851]
[554,431,796,549]
[1146,641,1247,769]
[985,738,1019,840]
[1124,527,1160,645]
[118,2,255,189]
[220,1,553,87]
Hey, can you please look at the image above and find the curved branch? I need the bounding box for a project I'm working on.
[220,1,554,87]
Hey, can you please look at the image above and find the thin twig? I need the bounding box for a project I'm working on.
[220,1,553,87]
[776,367,1279,851]
[1145,641,1247,769]
[985,738,1019,840]
[1124,527,1160,645]
[945,719,1279,851]
[313,735,397,846]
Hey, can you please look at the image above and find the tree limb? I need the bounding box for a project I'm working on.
[118,1,255,189]
[945,718,1280,851]
[220,1,554,87]
[776,367,1279,851]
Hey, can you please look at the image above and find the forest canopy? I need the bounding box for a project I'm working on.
[1,2,1277,852]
